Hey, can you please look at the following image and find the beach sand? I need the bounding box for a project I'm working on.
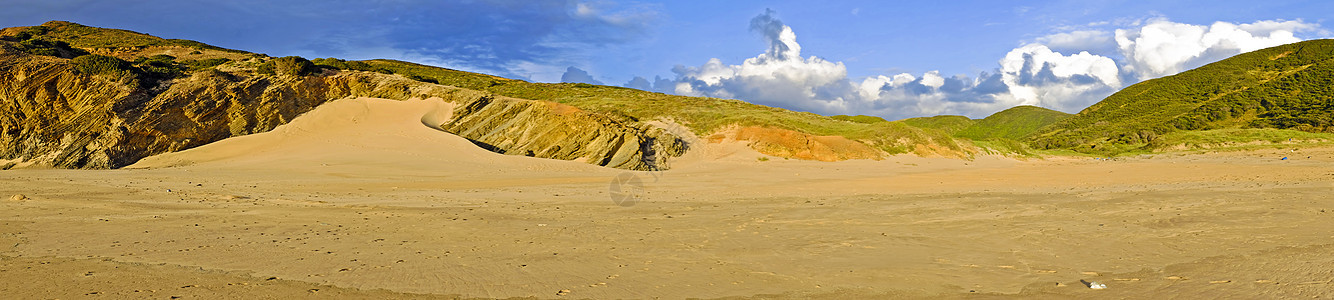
[2,97,1331,299]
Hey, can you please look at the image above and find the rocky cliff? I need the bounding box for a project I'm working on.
[0,31,685,170]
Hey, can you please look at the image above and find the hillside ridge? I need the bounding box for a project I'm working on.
[1029,39,1334,154]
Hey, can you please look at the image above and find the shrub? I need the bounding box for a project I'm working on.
[70,54,141,88]
[25,47,59,56]
[143,54,175,63]
[312,58,388,73]
[257,56,316,76]
[311,57,346,69]
[15,37,87,58]
[406,74,438,84]
[71,54,131,76]
[182,58,230,71]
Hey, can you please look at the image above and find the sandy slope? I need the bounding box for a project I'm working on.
[2,97,1333,299]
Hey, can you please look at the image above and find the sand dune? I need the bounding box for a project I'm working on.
[3,97,1333,299]
[130,97,607,174]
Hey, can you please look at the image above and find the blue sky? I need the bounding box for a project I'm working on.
[4,0,1331,119]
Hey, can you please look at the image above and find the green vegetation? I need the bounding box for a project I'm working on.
[70,54,142,87]
[364,59,512,90]
[1031,39,1334,154]
[5,21,239,86]
[312,58,391,73]
[6,25,88,58]
[68,53,230,88]
[1144,128,1334,152]
[830,115,890,124]
[71,54,132,76]
[896,108,1068,157]
[257,56,317,76]
[15,21,243,52]
[956,106,1071,140]
[182,58,230,71]
[133,54,185,78]
[899,115,975,134]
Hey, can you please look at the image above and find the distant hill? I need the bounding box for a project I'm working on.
[1030,39,1334,153]
[830,115,890,124]
[956,106,1071,140]
[899,115,975,134]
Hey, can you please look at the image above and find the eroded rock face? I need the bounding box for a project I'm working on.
[443,96,686,170]
[0,51,686,170]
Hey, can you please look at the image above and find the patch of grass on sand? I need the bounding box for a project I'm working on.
[1145,128,1334,152]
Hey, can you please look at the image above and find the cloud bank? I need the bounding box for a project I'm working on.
[1115,19,1315,80]
[653,12,1321,120]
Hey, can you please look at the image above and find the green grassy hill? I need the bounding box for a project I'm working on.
[899,115,975,134]
[830,115,890,124]
[1030,39,1334,154]
[956,106,1071,140]
[1145,128,1334,152]
[1,21,241,52]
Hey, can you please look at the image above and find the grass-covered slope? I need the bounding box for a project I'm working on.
[0,21,240,52]
[956,106,1071,140]
[1145,128,1334,152]
[830,115,891,124]
[899,115,975,134]
[1030,39,1334,154]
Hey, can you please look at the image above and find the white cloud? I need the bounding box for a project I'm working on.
[668,10,1129,119]
[672,9,849,113]
[1036,30,1114,54]
[992,44,1122,112]
[1115,18,1316,80]
[653,12,1322,120]
[919,71,945,89]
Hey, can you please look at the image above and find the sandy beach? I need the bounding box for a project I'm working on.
[3,97,1332,299]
